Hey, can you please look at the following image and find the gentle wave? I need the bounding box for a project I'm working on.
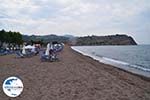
[71,47,150,78]
[101,56,150,72]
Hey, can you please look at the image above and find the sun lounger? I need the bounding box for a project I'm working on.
[40,51,58,62]
[0,49,12,56]
[16,52,24,58]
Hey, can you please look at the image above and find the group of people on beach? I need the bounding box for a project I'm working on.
[16,42,64,62]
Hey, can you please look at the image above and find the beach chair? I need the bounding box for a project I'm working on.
[49,49,59,61]
[40,51,50,62]
[16,51,24,58]
[49,43,64,61]
[40,43,63,62]
[40,55,50,62]
[16,50,32,58]
[40,50,58,62]
[0,49,10,56]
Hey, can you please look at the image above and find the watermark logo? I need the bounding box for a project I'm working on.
[2,76,23,97]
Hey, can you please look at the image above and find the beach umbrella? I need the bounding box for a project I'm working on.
[50,43,54,50]
[45,43,50,55]
[22,45,26,54]
[25,45,35,49]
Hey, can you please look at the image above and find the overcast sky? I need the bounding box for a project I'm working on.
[0,0,150,44]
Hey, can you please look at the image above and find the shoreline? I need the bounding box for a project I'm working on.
[0,45,150,100]
[71,46,150,81]
[71,46,150,79]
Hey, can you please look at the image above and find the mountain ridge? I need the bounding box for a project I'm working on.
[75,34,137,45]
[22,34,137,45]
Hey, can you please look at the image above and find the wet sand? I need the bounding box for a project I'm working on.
[0,46,150,100]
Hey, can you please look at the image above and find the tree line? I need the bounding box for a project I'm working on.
[0,29,23,49]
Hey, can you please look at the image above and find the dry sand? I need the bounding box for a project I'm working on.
[0,46,150,100]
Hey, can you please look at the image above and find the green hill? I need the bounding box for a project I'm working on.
[75,34,137,45]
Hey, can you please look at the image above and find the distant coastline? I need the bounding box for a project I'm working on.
[22,34,137,46]
[0,29,137,48]
[75,34,137,46]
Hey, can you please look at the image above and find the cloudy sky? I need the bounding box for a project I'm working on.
[0,0,150,44]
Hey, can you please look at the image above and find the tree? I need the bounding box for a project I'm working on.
[0,29,23,49]
[0,29,6,48]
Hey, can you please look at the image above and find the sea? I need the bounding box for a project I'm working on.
[71,45,150,78]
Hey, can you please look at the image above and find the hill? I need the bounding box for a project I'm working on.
[22,34,69,44]
[22,34,137,45]
[75,34,137,45]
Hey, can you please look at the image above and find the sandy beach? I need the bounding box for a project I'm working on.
[0,45,150,100]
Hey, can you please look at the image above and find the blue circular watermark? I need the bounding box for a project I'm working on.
[2,76,24,97]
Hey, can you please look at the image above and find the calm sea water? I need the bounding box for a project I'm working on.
[71,45,150,77]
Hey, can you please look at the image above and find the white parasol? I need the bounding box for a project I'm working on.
[45,43,50,55]
[24,45,35,49]
[22,45,26,54]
